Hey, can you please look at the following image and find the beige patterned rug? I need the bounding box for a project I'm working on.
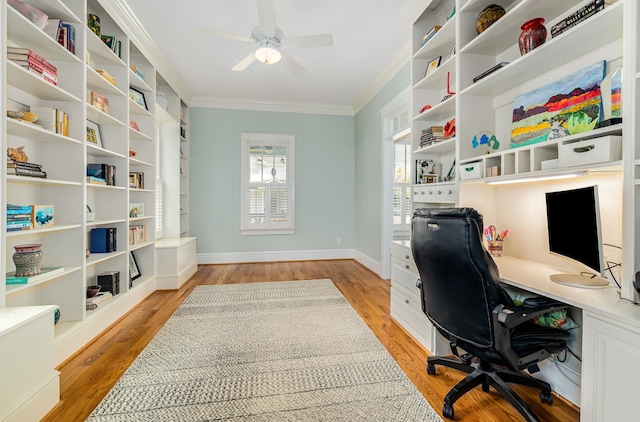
[88,279,442,421]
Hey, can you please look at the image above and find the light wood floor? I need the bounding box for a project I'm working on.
[43,260,580,421]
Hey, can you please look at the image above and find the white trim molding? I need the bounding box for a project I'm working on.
[190,96,354,116]
[353,250,384,278]
[198,249,355,264]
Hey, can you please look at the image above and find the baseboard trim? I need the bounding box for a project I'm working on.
[353,250,383,277]
[197,249,355,264]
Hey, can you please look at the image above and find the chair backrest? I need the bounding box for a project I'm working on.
[411,207,513,350]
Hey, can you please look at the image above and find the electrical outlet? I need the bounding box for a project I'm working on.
[336,237,342,245]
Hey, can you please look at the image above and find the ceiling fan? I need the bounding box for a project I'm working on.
[198,0,333,74]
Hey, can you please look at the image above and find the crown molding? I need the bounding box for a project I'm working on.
[352,42,411,115]
[100,0,192,103]
[190,96,355,116]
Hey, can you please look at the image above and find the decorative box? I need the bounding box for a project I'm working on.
[558,135,622,168]
[460,162,484,180]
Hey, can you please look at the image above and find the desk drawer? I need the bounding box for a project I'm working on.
[390,242,414,266]
[391,258,421,297]
[391,286,434,353]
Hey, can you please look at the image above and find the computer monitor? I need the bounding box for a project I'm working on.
[545,185,609,288]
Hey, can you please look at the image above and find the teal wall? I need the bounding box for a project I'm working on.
[354,63,410,262]
[189,109,355,253]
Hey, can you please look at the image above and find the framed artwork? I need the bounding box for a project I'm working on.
[511,60,604,148]
[129,203,144,218]
[425,56,441,78]
[32,204,54,228]
[129,251,141,282]
[86,120,102,147]
[129,87,147,110]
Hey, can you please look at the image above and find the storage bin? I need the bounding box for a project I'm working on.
[460,162,484,180]
[558,135,622,168]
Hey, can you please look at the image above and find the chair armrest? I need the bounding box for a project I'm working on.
[493,297,568,330]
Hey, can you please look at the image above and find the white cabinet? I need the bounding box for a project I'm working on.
[390,241,436,353]
[581,312,640,421]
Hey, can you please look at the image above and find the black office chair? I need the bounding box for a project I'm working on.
[411,208,571,422]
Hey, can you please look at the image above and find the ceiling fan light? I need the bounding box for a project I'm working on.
[255,45,281,65]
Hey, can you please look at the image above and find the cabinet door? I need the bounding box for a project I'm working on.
[581,312,640,421]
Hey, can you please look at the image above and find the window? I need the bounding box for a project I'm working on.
[393,141,412,234]
[241,133,295,235]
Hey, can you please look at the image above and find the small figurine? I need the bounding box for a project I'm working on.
[7,146,29,162]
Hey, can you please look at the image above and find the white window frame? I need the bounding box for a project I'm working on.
[240,132,295,235]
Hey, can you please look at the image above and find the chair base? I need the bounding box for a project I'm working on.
[427,355,552,422]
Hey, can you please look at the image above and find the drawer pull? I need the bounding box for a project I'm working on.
[405,255,410,260]
[405,265,410,269]
[574,145,595,153]
[405,299,410,304]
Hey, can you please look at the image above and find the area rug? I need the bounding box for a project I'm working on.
[87,279,442,421]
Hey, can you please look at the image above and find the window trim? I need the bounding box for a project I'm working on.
[240,132,295,235]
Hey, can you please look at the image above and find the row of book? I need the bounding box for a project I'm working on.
[129,171,145,189]
[420,126,445,147]
[30,106,69,136]
[6,204,33,232]
[7,160,47,179]
[89,91,110,114]
[7,46,57,85]
[129,224,147,245]
[421,25,441,47]
[87,163,116,186]
[89,227,117,253]
[101,34,122,59]
[43,19,75,54]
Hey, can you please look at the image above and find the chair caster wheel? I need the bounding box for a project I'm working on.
[442,404,454,419]
[540,390,553,404]
[482,382,490,392]
[427,362,436,375]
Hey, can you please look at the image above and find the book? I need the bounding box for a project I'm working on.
[551,0,604,38]
[421,25,442,46]
[7,167,47,178]
[87,163,116,186]
[90,227,117,253]
[86,291,113,310]
[87,176,107,185]
[473,62,510,83]
[7,204,33,212]
[96,69,116,85]
[7,51,57,73]
[89,91,110,114]
[29,106,67,134]
[7,160,43,170]
[61,22,75,54]
[6,276,28,285]
[43,18,62,40]
[6,267,64,284]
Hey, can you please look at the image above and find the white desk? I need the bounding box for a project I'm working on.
[495,256,640,421]
[391,241,640,421]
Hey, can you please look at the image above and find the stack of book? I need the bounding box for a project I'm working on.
[7,47,57,85]
[43,19,75,54]
[7,160,47,178]
[420,126,445,147]
[6,204,33,232]
[96,69,116,85]
[129,171,145,189]
[86,291,113,310]
[29,106,68,136]
[89,91,110,114]
[87,163,116,186]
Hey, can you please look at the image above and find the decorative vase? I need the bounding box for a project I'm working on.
[518,18,547,55]
[12,244,43,277]
[475,4,506,34]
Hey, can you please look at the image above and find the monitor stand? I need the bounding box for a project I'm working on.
[550,273,609,289]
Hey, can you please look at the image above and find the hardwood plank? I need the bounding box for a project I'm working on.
[42,260,580,421]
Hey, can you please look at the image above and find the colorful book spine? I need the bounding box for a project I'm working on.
[6,48,58,73]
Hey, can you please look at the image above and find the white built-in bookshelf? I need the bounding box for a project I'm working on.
[1,0,191,417]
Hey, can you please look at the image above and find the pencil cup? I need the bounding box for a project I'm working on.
[488,240,503,257]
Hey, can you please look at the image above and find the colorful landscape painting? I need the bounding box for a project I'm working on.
[510,61,605,148]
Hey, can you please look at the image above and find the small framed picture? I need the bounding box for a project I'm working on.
[425,56,442,78]
[86,120,102,147]
[129,87,147,110]
[129,251,141,282]
[129,203,144,218]
[32,204,54,228]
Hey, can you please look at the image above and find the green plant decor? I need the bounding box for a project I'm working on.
[566,111,598,135]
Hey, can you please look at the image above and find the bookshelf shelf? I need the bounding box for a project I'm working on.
[6,224,82,238]
[7,62,82,102]
[86,105,125,126]
[7,118,81,144]
[86,67,126,96]
[85,250,127,267]
[86,31,125,66]
[5,266,82,295]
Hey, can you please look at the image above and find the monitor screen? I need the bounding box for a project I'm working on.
[545,186,604,278]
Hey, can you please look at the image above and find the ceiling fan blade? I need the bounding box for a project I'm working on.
[197,27,251,43]
[280,53,305,75]
[232,53,257,71]
[286,33,334,49]
[257,0,276,37]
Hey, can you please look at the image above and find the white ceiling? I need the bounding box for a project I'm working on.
[124,0,417,112]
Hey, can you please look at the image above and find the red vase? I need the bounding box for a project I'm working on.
[518,18,547,55]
